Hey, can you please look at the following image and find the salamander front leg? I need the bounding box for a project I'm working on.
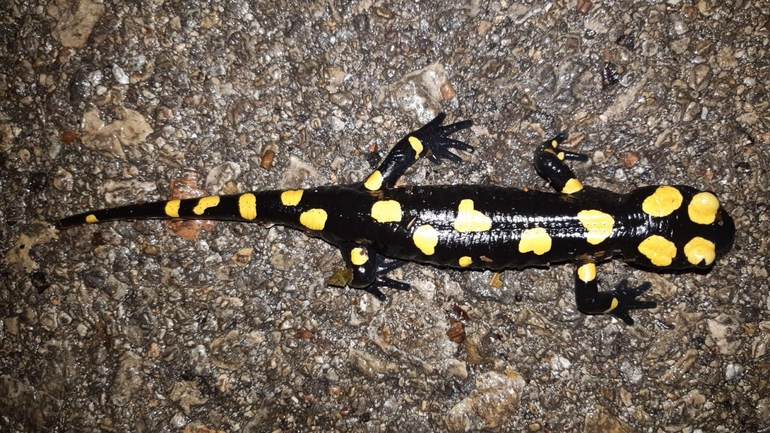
[574,263,657,325]
[534,132,590,195]
[329,245,411,301]
[361,113,474,192]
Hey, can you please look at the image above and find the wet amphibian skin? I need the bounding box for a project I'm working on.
[56,114,735,325]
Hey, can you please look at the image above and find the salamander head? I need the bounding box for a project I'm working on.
[627,185,735,270]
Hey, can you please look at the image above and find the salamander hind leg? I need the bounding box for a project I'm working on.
[534,132,590,195]
[329,244,411,301]
[362,113,474,191]
[574,263,657,325]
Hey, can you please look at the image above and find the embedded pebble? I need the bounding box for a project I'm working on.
[444,369,526,432]
[205,162,241,194]
[112,65,130,85]
[50,0,105,48]
[81,108,154,159]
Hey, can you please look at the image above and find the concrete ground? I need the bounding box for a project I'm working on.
[1,0,768,431]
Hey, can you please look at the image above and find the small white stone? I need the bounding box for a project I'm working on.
[112,64,130,84]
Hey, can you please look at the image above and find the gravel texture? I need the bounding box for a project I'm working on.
[1,0,769,431]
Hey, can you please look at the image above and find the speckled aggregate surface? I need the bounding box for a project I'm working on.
[1,0,769,432]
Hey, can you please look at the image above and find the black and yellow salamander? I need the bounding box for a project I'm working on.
[56,114,735,325]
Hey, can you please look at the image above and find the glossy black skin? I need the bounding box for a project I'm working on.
[56,114,736,324]
[233,185,725,271]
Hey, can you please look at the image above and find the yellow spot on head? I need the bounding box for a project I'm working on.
[458,256,472,267]
[280,189,304,206]
[364,170,383,191]
[165,199,181,218]
[561,178,583,194]
[408,136,424,159]
[577,263,596,283]
[684,237,716,266]
[642,186,683,217]
[550,140,559,148]
[351,247,369,266]
[299,208,328,231]
[453,199,492,232]
[85,214,99,224]
[518,227,552,255]
[371,200,402,223]
[604,297,619,313]
[577,210,615,245]
[413,224,439,256]
[688,192,719,225]
[238,193,257,220]
[638,235,677,267]
[557,152,565,160]
[193,196,221,216]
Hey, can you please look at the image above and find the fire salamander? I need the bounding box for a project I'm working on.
[56,113,735,325]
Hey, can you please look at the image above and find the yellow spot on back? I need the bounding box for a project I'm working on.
[688,192,719,225]
[413,224,439,256]
[561,178,583,194]
[642,186,683,217]
[577,210,615,245]
[557,152,565,160]
[193,196,220,215]
[238,193,257,220]
[299,208,328,231]
[408,136,423,159]
[638,235,677,267]
[577,263,596,283]
[518,227,552,255]
[281,189,304,206]
[371,200,402,223]
[351,247,369,266]
[364,170,383,191]
[604,298,619,313]
[684,237,716,266]
[165,199,181,218]
[458,256,472,267]
[85,214,99,224]
[453,199,492,232]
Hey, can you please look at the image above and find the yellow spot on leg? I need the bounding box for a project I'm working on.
[518,227,552,255]
[408,136,424,159]
[638,235,677,267]
[85,214,99,224]
[351,247,369,266]
[688,192,719,225]
[453,199,492,232]
[238,193,257,220]
[577,263,596,283]
[642,186,683,217]
[577,210,615,245]
[299,208,328,231]
[165,199,181,218]
[413,224,439,256]
[193,196,221,215]
[561,178,583,194]
[458,256,472,267]
[371,200,402,223]
[364,170,383,191]
[280,189,304,206]
[604,297,619,313]
[684,237,716,266]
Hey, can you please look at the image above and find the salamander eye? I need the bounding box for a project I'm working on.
[715,211,725,225]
